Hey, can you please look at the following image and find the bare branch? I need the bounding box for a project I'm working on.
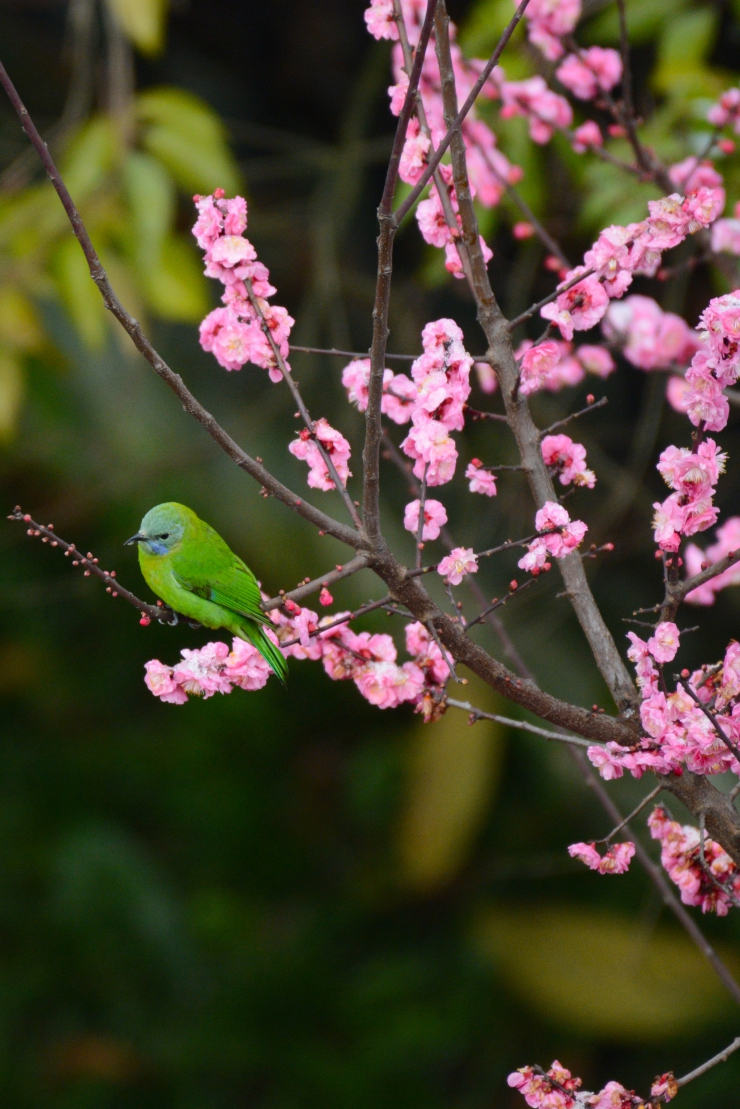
[362,0,439,548]
[677,1036,740,1088]
[539,395,608,437]
[446,699,594,747]
[277,593,394,648]
[8,508,175,625]
[660,549,740,621]
[595,783,663,845]
[290,345,415,361]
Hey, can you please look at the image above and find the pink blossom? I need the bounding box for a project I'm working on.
[288,418,352,491]
[172,641,233,698]
[666,374,692,414]
[364,0,398,40]
[541,434,595,487]
[602,295,695,371]
[513,221,534,239]
[683,355,730,431]
[399,118,430,184]
[571,120,602,152]
[405,622,449,685]
[520,502,587,568]
[518,340,561,394]
[708,86,740,130]
[684,517,740,604]
[474,362,498,393]
[540,268,609,340]
[568,840,635,874]
[403,498,448,540]
[416,187,456,248]
[683,185,724,230]
[500,76,573,143]
[712,218,740,255]
[524,0,582,60]
[224,637,273,690]
[144,659,188,704]
[437,547,478,585]
[444,235,493,278]
[556,48,621,101]
[587,742,628,780]
[647,621,680,663]
[382,373,417,424]
[698,292,740,375]
[588,1081,633,1109]
[465,458,497,496]
[669,156,724,196]
[401,420,458,485]
[575,345,614,378]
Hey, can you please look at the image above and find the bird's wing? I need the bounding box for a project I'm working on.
[174,559,269,625]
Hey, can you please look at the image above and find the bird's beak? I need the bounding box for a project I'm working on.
[125,533,146,546]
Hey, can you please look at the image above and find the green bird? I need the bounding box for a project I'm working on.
[126,502,288,684]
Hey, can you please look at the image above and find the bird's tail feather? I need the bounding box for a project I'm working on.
[237,620,288,686]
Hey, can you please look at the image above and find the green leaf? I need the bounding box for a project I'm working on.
[107,0,168,55]
[59,116,117,203]
[51,237,107,350]
[459,0,525,55]
[584,0,690,46]
[0,351,24,441]
[0,288,43,352]
[396,678,504,892]
[474,903,736,1040]
[141,234,208,322]
[137,87,240,196]
[123,150,175,272]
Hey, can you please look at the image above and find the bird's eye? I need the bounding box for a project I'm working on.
[159,533,169,540]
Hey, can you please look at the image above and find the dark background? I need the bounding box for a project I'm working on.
[2,0,740,1105]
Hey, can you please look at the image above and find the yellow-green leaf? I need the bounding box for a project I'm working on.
[51,238,107,350]
[124,150,174,271]
[0,351,23,440]
[106,0,168,55]
[474,903,736,1040]
[396,679,504,892]
[141,234,208,322]
[0,288,43,352]
[137,88,240,196]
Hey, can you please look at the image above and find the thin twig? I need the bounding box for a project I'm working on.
[678,678,740,764]
[363,0,439,546]
[426,620,459,682]
[262,554,370,611]
[415,466,428,570]
[8,507,174,624]
[677,1036,740,1088]
[289,345,415,361]
[465,578,538,629]
[538,396,608,437]
[446,700,594,747]
[595,783,663,844]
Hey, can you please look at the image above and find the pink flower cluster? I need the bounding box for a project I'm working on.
[370,1,520,262]
[684,517,740,604]
[400,318,473,485]
[648,805,740,916]
[602,295,700,371]
[499,75,573,144]
[588,630,740,780]
[555,47,622,101]
[145,638,274,703]
[522,0,581,61]
[543,194,723,340]
[509,1060,676,1109]
[568,840,635,874]
[193,191,294,380]
[288,418,352,491]
[541,434,595,487]
[708,87,740,132]
[507,1060,582,1109]
[652,438,726,552]
[517,339,614,394]
[146,606,458,715]
[518,501,588,575]
[341,358,416,425]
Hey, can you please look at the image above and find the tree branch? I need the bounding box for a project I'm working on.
[432,2,638,715]
[362,0,439,547]
[0,59,363,553]
[262,554,370,611]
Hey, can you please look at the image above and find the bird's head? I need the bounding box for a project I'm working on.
[125,503,192,556]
